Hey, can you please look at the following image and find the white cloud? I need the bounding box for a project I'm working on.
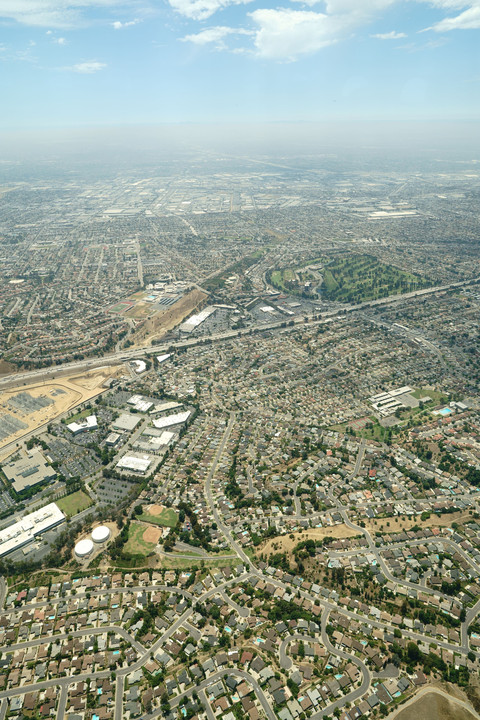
[112,18,141,29]
[70,61,107,73]
[0,1,125,28]
[429,3,480,30]
[183,25,252,49]
[323,0,396,12]
[372,30,407,38]
[168,0,253,21]
[55,37,67,44]
[249,8,343,59]
[248,0,406,59]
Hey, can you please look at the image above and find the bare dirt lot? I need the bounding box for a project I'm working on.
[365,510,471,535]
[392,690,478,720]
[143,526,163,544]
[259,524,360,557]
[129,289,207,348]
[0,366,122,458]
[0,360,16,376]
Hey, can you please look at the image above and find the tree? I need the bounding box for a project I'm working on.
[407,642,420,663]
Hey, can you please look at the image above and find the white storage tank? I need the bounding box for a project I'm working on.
[75,538,94,558]
[91,525,111,544]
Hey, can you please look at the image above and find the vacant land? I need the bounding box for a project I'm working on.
[124,522,159,556]
[129,289,207,348]
[0,361,16,376]
[0,366,121,457]
[259,524,360,557]
[393,690,477,720]
[57,490,93,518]
[322,254,430,303]
[365,510,471,535]
[140,504,178,528]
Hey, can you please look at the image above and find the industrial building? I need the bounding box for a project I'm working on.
[116,454,152,474]
[128,395,154,413]
[112,413,142,432]
[2,449,56,494]
[67,414,98,435]
[179,306,216,334]
[152,410,191,430]
[0,503,65,557]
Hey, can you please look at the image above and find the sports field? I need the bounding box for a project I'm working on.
[139,504,178,528]
[124,522,161,556]
[109,301,134,314]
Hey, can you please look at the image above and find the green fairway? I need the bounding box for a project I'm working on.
[57,490,93,517]
[321,254,430,303]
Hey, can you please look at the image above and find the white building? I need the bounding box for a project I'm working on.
[67,415,98,435]
[0,503,65,557]
[116,455,151,474]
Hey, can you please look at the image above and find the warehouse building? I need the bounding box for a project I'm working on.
[179,306,216,334]
[112,413,142,432]
[0,503,65,557]
[116,454,151,474]
[152,410,191,430]
[2,449,56,494]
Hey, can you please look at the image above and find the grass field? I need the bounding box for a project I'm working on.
[57,490,93,517]
[139,507,178,528]
[322,254,430,303]
[411,387,449,404]
[109,301,134,314]
[66,408,92,424]
[124,522,158,556]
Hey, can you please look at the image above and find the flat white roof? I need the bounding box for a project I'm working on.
[157,354,171,364]
[116,455,151,473]
[152,410,191,430]
[113,413,142,432]
[0,503,65,557]
[149,401,182,415]
[179,307,216,332]
[67,415,97,434]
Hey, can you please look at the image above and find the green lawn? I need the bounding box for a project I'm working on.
[66,408,92,424]
[57,490,93,517]
[139,507,178,528]
[411,387,449,404]
[124,522,158,556]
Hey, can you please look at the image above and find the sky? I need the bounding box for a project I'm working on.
[0,0,479,130]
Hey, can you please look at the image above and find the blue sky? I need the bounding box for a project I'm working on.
[0,0,479,129]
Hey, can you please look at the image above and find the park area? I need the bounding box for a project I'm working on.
[124,522,162,556]
[57,490,93,517]
[139,504,178,528]
[321,254,430,303]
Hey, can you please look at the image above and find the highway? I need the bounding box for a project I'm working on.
[1,275,478,397]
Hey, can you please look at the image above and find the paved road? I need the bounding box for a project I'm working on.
[2,276,478,395]
[308,608,371,720]
[1,625,146,656]
[0,673,111,700]
[56,683,68,720]
[199,688,216,720]
[142,668,277,720]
